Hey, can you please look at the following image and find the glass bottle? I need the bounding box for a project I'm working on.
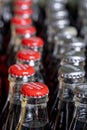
[15,82,49,130]
[49,64,85,130]
[69,83,87,130]
[8,25,36,66]
[16,49,45,83]
[7,17,33,67]
[0,63,35,130]
[21,36,46,81]
[45,26,77,95]
[45,0,69,56]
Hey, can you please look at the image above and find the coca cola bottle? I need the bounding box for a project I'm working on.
[0,64,35,130]
[16,49,45,83]
[8,25,36,66]
[49,64,85,130]
[21,37,46,81]
[15,82,49,130]
[7,17,33,67]
[69,83,87,130]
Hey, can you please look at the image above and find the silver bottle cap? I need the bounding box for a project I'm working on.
[61,50,85,65]
[59,64,85,79]
[48,10,69,20]
[49,0,68,4]
[51,19,69,29]
[47,2,65,11]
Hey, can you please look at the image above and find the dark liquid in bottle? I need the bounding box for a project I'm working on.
[3,104,21,130]
[50,100,74,130]
[0,100,10,129]
[70,119,87,130]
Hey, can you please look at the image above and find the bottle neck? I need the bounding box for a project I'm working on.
[16,59,41,73]
[16,95,49,129]
[61,60,85,67]
[58,77,85,101]
[22,45,43,55]
[8,75,35,104]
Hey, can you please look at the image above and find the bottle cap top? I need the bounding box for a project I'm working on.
[48,10,69,20]
[12,17,32,26]
[9,64,35,77]
[47,2,65,11]
[59,64,85,79]
[14,9,33,16]
[15,0,32,8]
[17,49,41,61]
[21,82,49,97]
[16,26,36,36]
[62,50,85,64]
[51,19,69,29]
[49,0,68,4]
[22,37,44,47]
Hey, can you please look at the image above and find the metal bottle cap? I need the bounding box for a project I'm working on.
[49,0,68,4]
[47,2,65,12]
[61,50,86,65]
[51,19,69,29]
[48,10,69,20]
[21,82,49,97]
[59,64,85,79]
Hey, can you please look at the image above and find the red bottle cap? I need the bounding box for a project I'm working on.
[16,26,36,35]
[14,9,33,16]
[12,17,32,26]
[21,82,49,97]
[22,37,44,47]
[17,49,41,61]
[15,0,32,8]
[9,64,35,77]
